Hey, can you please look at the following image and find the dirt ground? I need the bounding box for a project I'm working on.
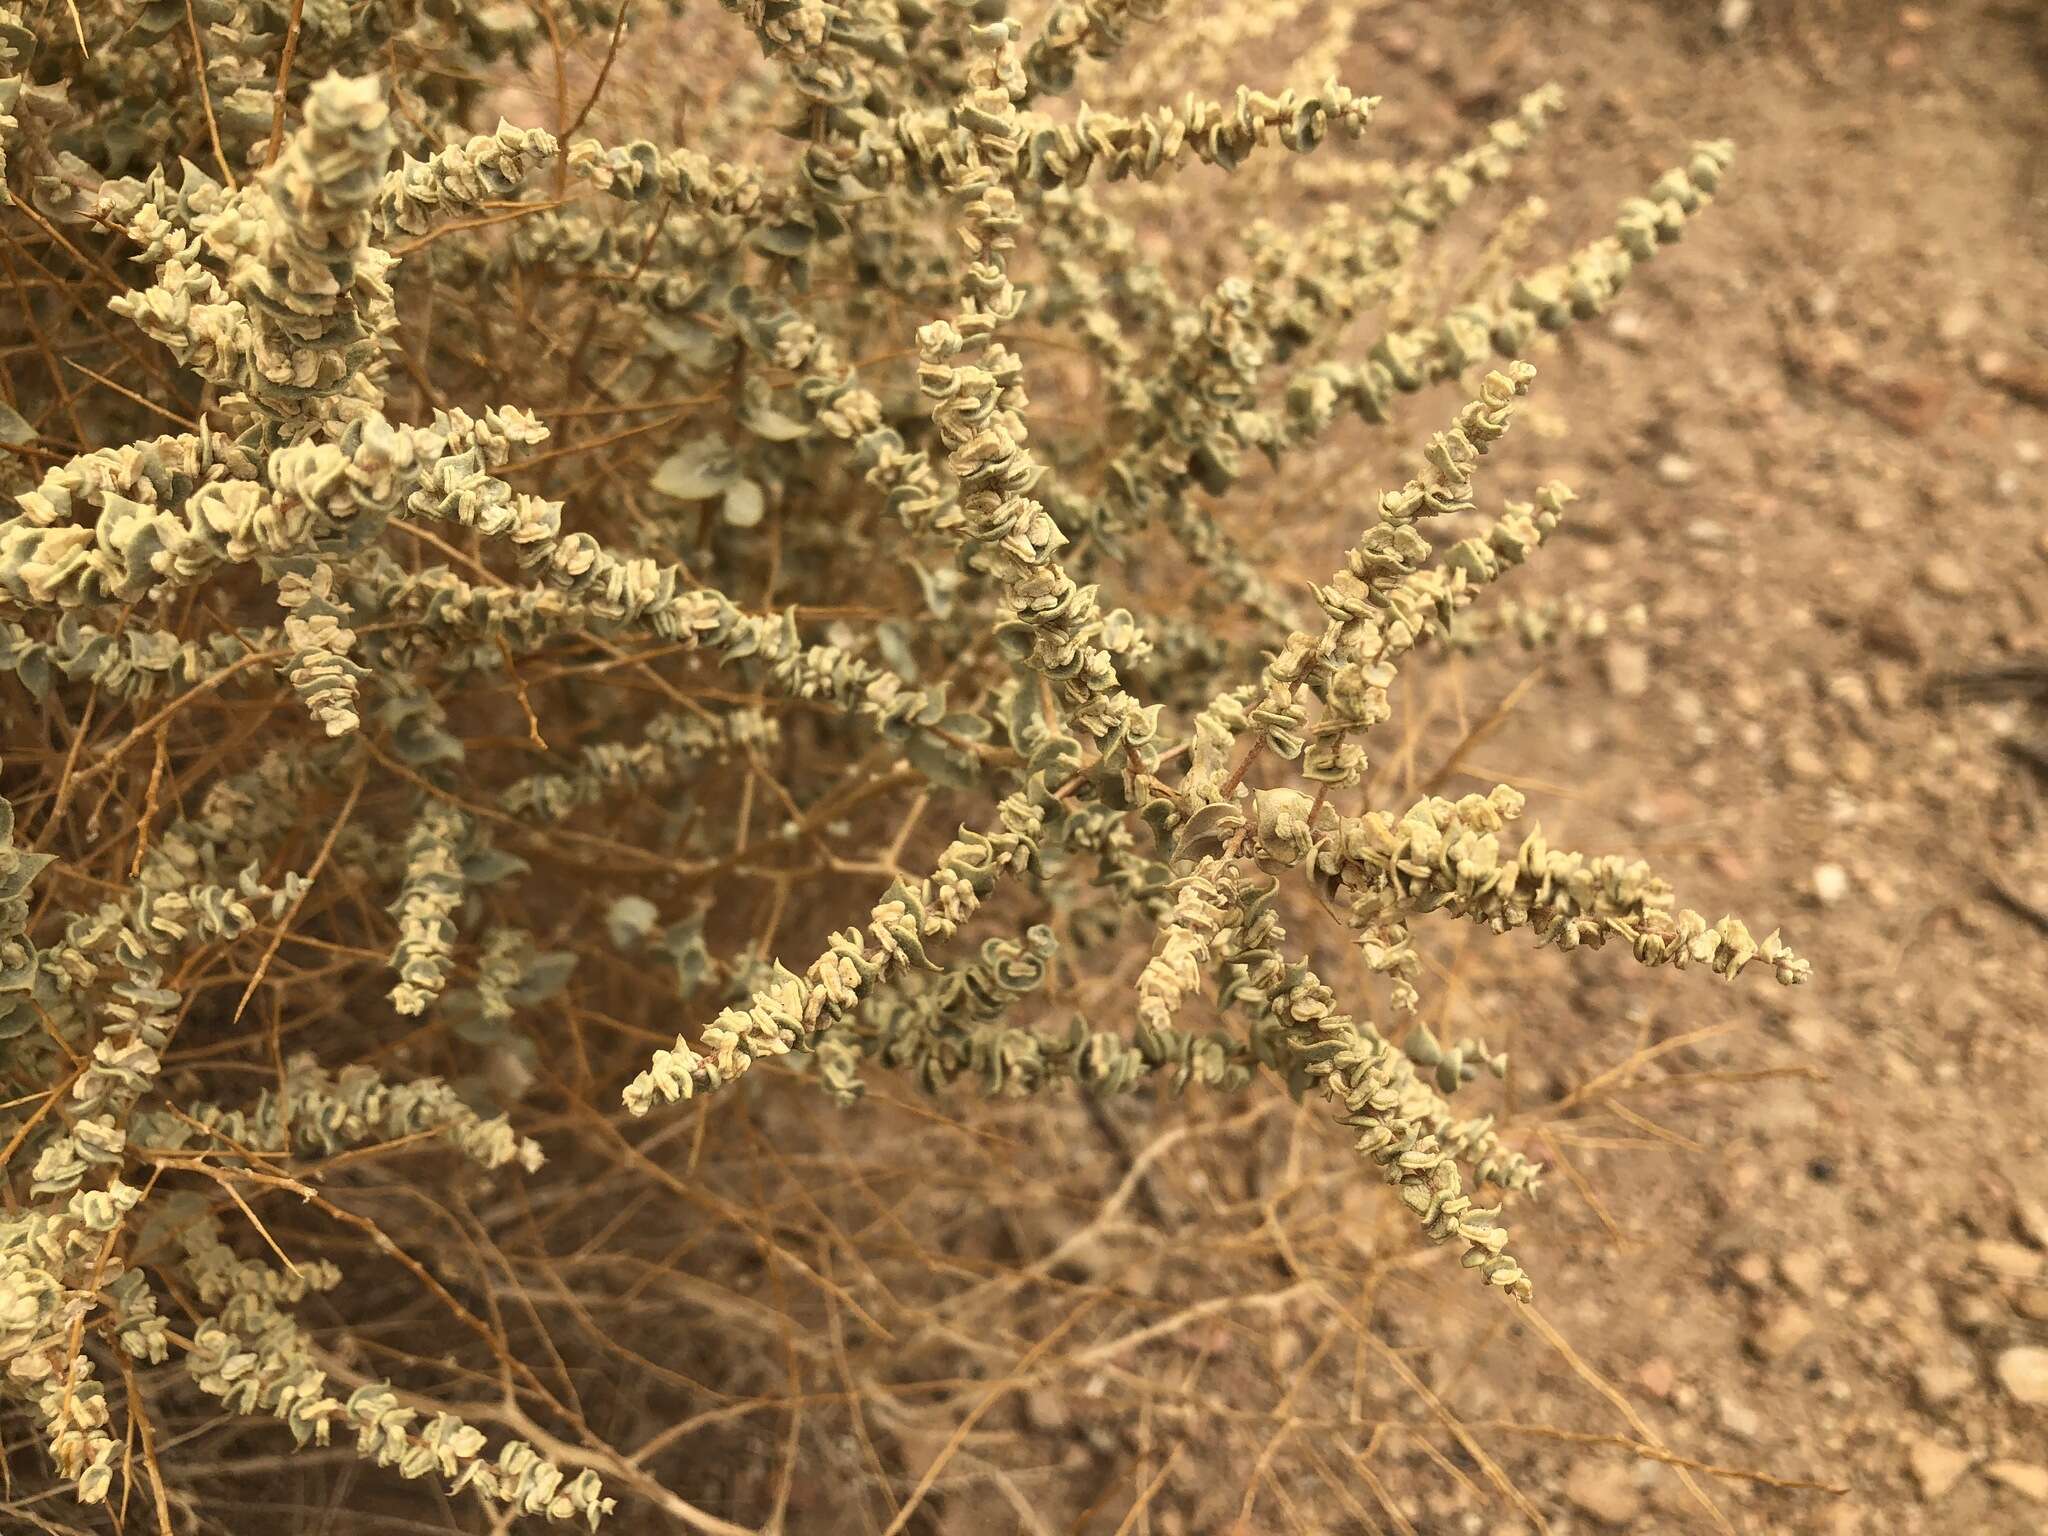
[1278,2,2048,1531]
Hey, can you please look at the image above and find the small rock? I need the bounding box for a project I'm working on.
[1787,1015,1839,1054]
[1605,641,1650,699]
[1996,1346,2048,1406]
[1827,672,1873,712]
[1626,786,1701,829]
[1717,0,1753,33]
[1732,1251,1774,1291]
[1750,1303,1816,1362]
[1937,300,1982,344]
[1784,744,1830,782]
[1812,863,1850,906]
[1986,1461,2048,1503]
[1977,350,2048,408]
[1974,1240,2045,1280]
[1951,1290,2004,1335]
[1871,663,1914,713]
[1656,452,1697,487]
[1838,738,1879,785]
[1863,366,1949,433]
[1861,610,1923,664]
[1908,1437,1975,1500]
[1376,25,1419,60]
[1914,1363,1974,1407]
[2014,1195,2048,1251]
[1021,1388,1069,1432]
[1921,553,1973,599]
[1718,1394,1762,1440]
[1565,1460,1642,1527]
[1637,1356,1677,1399]
[1779,1249,1827,1299]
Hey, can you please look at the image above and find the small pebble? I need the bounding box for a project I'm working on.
[1996,1346,2048,1406]
[2014,1196,2048,1251]
[1785,744,1830,782]
[1718,1394,1762,1440]
[1749,1303,1815,1362]
[1907,1437,1974,1501]
[1914,1363,1973,1407]
[1605,641,1650,699]
[1565,1461,1642,1527]
[1637,1357,1676,1398]
[1813,863,1849,905]
[1986,1462,2048,1503]
[1779,1250,1827,1298]
[1920,552,1973,598]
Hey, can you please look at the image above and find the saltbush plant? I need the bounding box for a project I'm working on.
[0,0,1806,1526]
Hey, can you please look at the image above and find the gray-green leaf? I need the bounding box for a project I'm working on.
[650,436,740,501]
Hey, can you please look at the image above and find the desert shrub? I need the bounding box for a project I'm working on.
[0,0,1808,1527]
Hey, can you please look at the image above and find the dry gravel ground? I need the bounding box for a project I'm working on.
[1301,2,2048,1532]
